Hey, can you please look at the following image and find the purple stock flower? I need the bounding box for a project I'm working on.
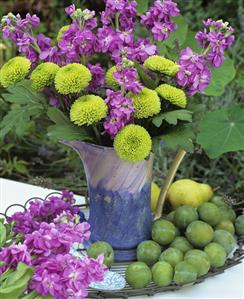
[127,38,157,63]
[65,4,76,16]
[17,13,40,28]
[104,89,135,138]
[87,63,105,92]
[195,19,235,67]
[141,0,180,42]
[0,244,32,274]
[114,66,142,93]
[30,253,106,299]
[176,47,211,96]
[8,211,40,235]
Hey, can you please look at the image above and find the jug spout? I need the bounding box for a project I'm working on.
[60,140,89,161]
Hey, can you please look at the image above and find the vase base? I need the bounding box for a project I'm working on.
[114,248,137,262]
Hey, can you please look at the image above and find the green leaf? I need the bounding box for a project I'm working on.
[0,222,7,246]
[0,80,45,138]
[196,105,244,158]
[181,31,202,52]
[47,108,69,126]
[154,124,195,152]
[204,56,236,96]
[134,62,158,89]
[47,124,92,142]
[163,16,188,48]
[136,0,148,14]
[0,263,33,299]
[152,110,193,127]
[20,291,38,299]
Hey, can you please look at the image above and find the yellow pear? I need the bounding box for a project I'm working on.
[167,179,213,209]
[151,182,161,213]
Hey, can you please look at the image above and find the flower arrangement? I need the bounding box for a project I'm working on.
[0,0,239,164]
[0,192,106,299]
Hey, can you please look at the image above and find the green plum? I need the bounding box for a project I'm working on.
[125,262,152,289]
[204,242,227,268]
[210,196,226,207]
[219,206,236,222]
[186,221,214,248]
[213,229,236,254]
[174,205,199,230]
[152,219,177,245]
[152,261,173,287]
[159,247,183,268]
[87,241,114,268]
[216,220,235,235]
[166,211,176,223]
[235,215,244,236]
[184,249,210,277]
[173,261,198,285]
[137,240,161,266]
[170,236,193,254]
[198,202,221,226]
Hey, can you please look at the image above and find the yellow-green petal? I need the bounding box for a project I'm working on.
[144,55,179,77]
[156,84,187,108]
[114,124,152,163]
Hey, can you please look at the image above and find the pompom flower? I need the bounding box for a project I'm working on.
[105,66,119,89]
[114,124,152,162]
[70,95,108,126]
[0,56,31,88]
[55,63,92,95]
[129,87,161,119]
[144,55,179,76]
[57,25,70,41]
[30,62,59,90]
[156,84,187,108]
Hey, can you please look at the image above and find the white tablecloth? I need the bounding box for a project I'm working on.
[0,178,243,299]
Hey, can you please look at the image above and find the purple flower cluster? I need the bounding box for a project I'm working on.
[0,190,107,299]
[114,65,142,93]
[24,221,90,261]
[29,253,106,299]
[101,0,137,31]
[87,63,105,92]
[97,26,157,63]
[0,244,32,275]
[195,18,235,67]
[104,89,135,138]
[141,0,180,41]
[58,23,96,62]
[8,191,79,235]
[176,47,211,96]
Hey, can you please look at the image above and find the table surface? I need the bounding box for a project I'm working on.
[1,178,244,299]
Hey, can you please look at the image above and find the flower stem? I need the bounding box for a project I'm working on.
[93,125,102,145]
[81,55,87,65]
[154,149,187,220]
[115,13,120,31]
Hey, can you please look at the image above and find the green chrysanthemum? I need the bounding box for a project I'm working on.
[57,25,70,41]
[55,63,92,95]
[156,84,187,108]
[70,95,108,126]
[114,124,152,163]
[144,55,179,77]
[0,56,31,88]
[129,87,161,119]
[30,62,60,90]
[105,66,119,89]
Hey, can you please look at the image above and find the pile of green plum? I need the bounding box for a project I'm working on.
[125,196,244,289]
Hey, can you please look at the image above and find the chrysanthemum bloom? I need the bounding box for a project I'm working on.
[55,63,92,94]
[144,55,179,76]
[70,95,108,126]
[56,25,70,41]
[129,87,161,119]
[156,84,187,108]
[105,66,119,89]
[30,62,60,90]
[0,56,31,87]
[114,124,152,162]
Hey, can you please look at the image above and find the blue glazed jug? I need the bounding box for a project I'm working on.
[62,141,153,261]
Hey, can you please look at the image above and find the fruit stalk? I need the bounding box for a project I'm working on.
[154,149,187,220]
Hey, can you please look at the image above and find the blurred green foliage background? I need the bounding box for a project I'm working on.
[0,0,244,199]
